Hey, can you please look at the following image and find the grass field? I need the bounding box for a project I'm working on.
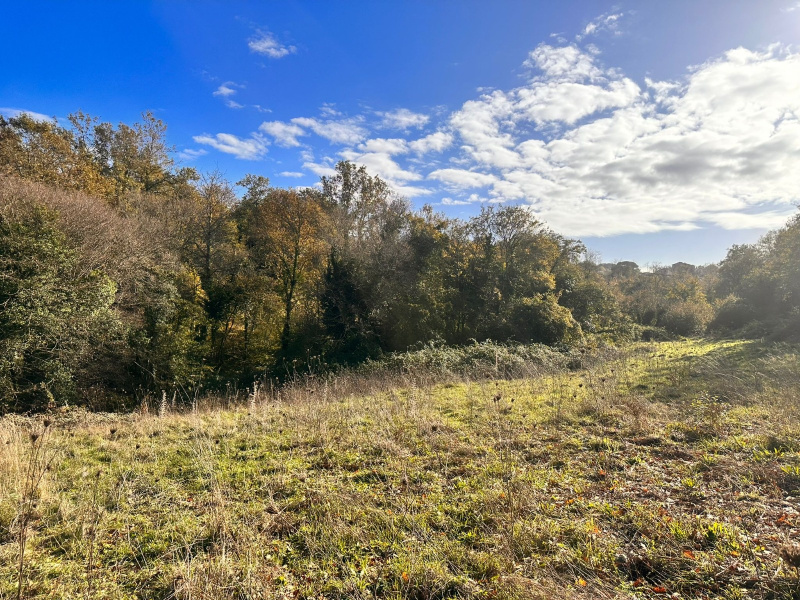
[2,339,800,599]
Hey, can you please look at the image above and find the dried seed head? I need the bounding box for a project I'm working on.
[30,433,40,443]
[110,428,117,435]
[43,419,52,428]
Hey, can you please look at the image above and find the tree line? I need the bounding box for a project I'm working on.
[0,111,796,412]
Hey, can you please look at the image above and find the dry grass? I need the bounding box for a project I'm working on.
[1,339,800,599]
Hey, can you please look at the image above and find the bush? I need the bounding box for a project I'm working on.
[709,295,757,332]
[359,340,572,379]
[661,299,713,336]
[508,295,583,345]
[0,204,121,412]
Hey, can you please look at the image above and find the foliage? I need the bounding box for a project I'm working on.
[3,107,797,410]
[0,204,120,412]
[712,212,800,337]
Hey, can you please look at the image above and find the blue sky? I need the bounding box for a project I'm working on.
[3,1,800,265]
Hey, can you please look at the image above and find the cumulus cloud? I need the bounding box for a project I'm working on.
[248,31,296,58]
[409,131,453,154]
[428,168,497,189]
[358,138,409,155]
[193,132,268,160]
[194,41,800,226]
[278,171,305,178]
[259,121,307,147]
[337,142,432,197]
[302,160,337,178]
[441,43,800,236]
[378,108,430,130]
[291,116,367,145]
[524,44,604,81]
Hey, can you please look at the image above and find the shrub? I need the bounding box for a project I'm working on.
[709,295,757,332]
[661,299,713,336]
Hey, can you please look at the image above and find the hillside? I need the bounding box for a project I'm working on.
[2,338,799,599]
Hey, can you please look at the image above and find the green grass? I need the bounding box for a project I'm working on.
[2,339,800,599]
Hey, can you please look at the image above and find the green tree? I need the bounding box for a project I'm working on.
[0,206,119,412]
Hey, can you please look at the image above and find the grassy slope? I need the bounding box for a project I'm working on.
[1,339,800,599]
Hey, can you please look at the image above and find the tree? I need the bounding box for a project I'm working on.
[320,251,379,365]
[0,113,114,198]
[240,182,330,356]
[321,161,396,250]
[0,205,120,412]
[93,111,179,199]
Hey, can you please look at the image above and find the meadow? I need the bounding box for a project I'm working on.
[2,338,799,599]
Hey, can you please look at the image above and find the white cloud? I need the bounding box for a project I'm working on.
[428,168,497,189]
[577,12,625,40]
[248,31,296,58]
[302,160,337,178]
[409,131,453,154]
[340,150,421,182]
[783,2,800,12]
[440,44,800,236]
[213,83,238,97]
[291,116,367,145]
[259,121,307,147]
[212,82,245,109]
[207,42,799,235]
[279,171,305,178]
[320,103,341,117]
[0,107,52,122]
[358,138,409,155]
[338,144,432,197]
[524,44,603,81]
[705,210,796,230]
[440,197,473,206]
[450,90,522,169]
[378,108,430,130]
[177,148,208,161]
[516,77,640,125]
[193,132,268,160]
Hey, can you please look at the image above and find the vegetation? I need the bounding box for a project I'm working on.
[2,338,800,598]
[2,108,800,598]
[2,110,798,413]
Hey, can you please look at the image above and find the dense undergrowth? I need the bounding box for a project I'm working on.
[1,338,800,599]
